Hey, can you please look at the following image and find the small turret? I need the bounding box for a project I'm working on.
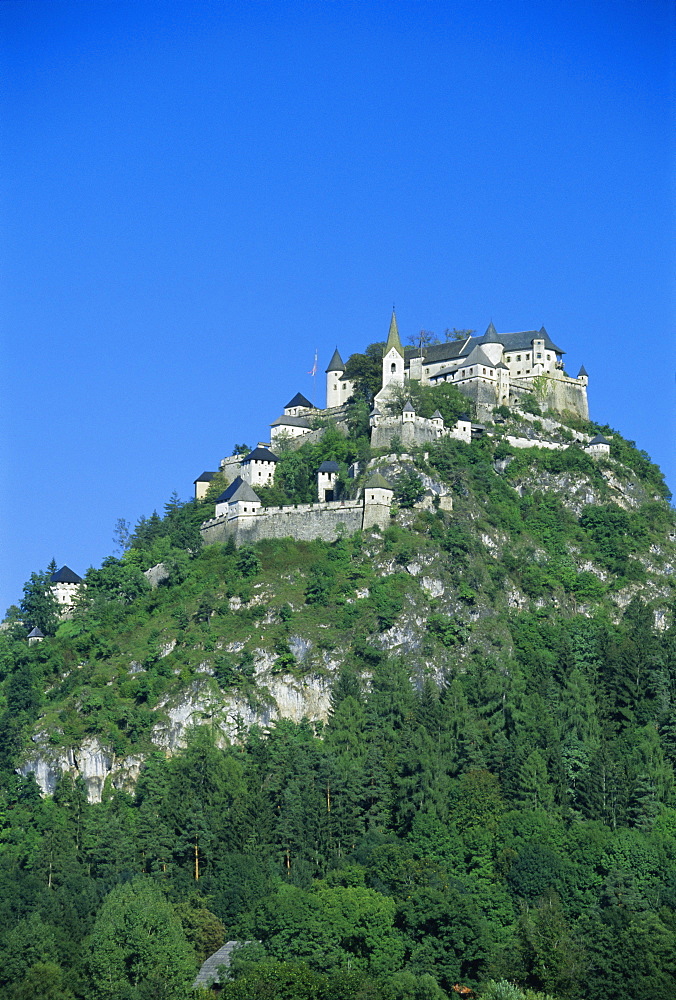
[326,348,347,408]
[363,472,394,531]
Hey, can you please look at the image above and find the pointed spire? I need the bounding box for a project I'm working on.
[484,321,498,339]
[385,309,403,356]
[578,364,588,377]
[325,347,344,373]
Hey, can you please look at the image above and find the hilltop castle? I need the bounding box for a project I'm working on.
[197,311,593,547]
[327,311,589,420]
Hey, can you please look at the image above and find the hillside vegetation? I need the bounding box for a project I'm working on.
[1,394,675,1000]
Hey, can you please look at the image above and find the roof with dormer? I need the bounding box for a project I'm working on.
[285,392,314,409]
[51,566,83,584]
[326,347,344,373]
[384,310,403,357]
[365,472,393,490]
[241,446,279,464]
[215,476,261,505]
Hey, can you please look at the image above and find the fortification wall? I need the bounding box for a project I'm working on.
[505,435,565,451]
[506,376,588,421]
[545,377,589,420]
[371,418,442,450]
[200,500,364,547]
[220,455,242,480]
[362,501,391,531]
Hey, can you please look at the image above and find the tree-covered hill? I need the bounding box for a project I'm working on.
[0,396,675,1000]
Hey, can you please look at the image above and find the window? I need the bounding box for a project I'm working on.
[517,354,521,361]
[536,353,542,359]
[525,354,530,360]
[391,362,396,373]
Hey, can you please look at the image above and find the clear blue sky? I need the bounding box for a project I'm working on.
[1,0,674,615]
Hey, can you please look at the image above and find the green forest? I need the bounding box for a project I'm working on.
[1,390,675,1000]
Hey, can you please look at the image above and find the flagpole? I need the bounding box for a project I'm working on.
[308,349,318,408]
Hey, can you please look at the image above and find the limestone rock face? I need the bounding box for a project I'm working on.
[19,660,334,802]
[19,737,114,804]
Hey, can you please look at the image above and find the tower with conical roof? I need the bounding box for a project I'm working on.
[326,347,353,408]
[375,309,405,404]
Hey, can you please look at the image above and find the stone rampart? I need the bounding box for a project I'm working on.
[201,500,364,546]
[507,375,588,421]
[371,416,443,450]
[505,436,565,451]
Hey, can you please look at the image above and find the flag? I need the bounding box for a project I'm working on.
[307,349,318,377]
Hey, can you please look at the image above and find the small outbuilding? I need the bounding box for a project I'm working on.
[586,433,611,458]
[317,460,340,501]
[27,626,45,645]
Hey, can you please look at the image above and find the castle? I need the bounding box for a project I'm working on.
[197,311,592,547]
[328,311,589,420]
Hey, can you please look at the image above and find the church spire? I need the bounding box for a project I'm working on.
[385,309,403,357]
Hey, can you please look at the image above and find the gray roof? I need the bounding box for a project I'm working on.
[193,942,246,988]
[27,626,45,638]
[285,392,313,409]
[326,347,344,372]
[588,433,610,446]
[431,409,443,419]
[51,566,83,584]
[318,460,339,473]
[404,324,564,369]
[402,400,416,412]
[578,365,588,377]
[270,414,312,428]
[465,345,495,368]
[215,476,261,505]
[365,472,393,490]
[193,471,216,483]
[242,446,279,463]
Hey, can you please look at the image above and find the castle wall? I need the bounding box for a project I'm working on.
[371,417,443,450]
[220,455,242,481]
[544,376,589,420]
[362,501,391,531]
[201,500,364,547]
